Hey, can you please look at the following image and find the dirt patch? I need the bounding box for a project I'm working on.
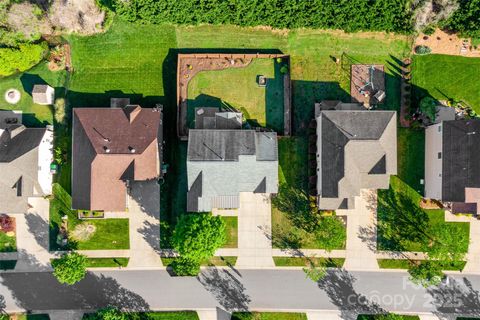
[414,28,480,57]
[49,0,105,35]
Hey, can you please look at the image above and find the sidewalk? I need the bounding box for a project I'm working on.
[463,219,480,273]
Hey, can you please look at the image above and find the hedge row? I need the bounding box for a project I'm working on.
[108,0,413,33]
[0,42,48,76]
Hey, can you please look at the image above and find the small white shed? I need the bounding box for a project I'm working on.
[32,85,54,105]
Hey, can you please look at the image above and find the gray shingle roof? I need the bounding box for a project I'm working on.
[317,110,397,210]
[187,129,278,212]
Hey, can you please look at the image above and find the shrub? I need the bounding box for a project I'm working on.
[0,42,47,76]
[414,45,432,55]
[54,98,66,124]
[52,252,87,285]
[419,96,437,121]
[84,307,127,320]
[112,0,413,33]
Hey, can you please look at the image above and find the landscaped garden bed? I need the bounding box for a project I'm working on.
[0,214,16,252]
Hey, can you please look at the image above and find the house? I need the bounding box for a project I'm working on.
[187,129,278,212]
[315,104,397,210]
[425,119,480,214]
[0,111,53,213]
[32,85,55,105]
[72,105,163,212]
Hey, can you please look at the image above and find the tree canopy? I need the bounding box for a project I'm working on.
[408,261,444,288]
[52,251,87,285]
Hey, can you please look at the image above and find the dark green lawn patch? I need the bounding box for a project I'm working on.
[273,257,345,268]
[397,128,425,194]
[231,312,307,320]
[377,176,470,253]
[0,231,16,252]
[411,54,480,113]
[377,259,466,271]
[49,183,129,250]
[357,315,419,320]
[85,257,129,268]
[0,260,17,270]
[221,216,238,248]
[161,256,237,267]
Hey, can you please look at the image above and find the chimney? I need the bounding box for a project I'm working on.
[123,105,142,123]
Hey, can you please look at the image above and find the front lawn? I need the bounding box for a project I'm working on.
[0,231,16,252]
[411,54,480,113]
[187,58,285,132]
[49,183,130,250]
[377,176,470,254]
[231,312,307,320]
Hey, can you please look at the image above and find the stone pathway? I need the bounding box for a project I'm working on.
[127,181,163,268]
[235,192,274,268]
[343,189,380,271]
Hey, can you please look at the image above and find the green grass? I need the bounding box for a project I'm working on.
[231,312,307,320]
[377,259,466,271]
[0,260,17,270]
[357,315,419,320]
[377,176,470,253]
[411,54,480,113]
[49,183,130,250]
[221,216,238,248]
[16,315,50,320]
[187,58,285,132]
[397,128,425,194]
[161,256,237,267]
[0,231,16,252]
[82,311,199,320]
[85,257,129,268]
[273,257,345,268]
[0,61,66,126]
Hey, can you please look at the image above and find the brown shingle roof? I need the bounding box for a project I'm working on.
[72,106,162,211]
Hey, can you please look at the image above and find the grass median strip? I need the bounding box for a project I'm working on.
[231,312,307,320]
[377,259,466,271]
[85,258,129,268]
[273,257,345,268]
[161,256,237,267]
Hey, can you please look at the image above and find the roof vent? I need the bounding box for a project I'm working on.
[129,146,136,153]
[104,146,111,153]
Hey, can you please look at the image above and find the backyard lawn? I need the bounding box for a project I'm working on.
[397,128,425,194]
[411,54,480,113]
[0,62,66,126]
[49,184,130,250]
[187,58,285,132]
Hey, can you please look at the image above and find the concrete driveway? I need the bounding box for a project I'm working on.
[342,189,380,271]
[127,180,162,268]
[235,192,274,268]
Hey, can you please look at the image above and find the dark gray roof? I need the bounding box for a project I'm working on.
[442,119,480,202]
[187,130,277,161]
[0,126,46,163]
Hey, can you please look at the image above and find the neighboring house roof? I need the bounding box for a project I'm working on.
[72,106,162,211]
[187,129,278,212]
[0,125,48,213]
[32,85,54,105]
[316,110,397,210]
[442,119,480,202]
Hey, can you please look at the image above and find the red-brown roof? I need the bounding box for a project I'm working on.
[72,106,161,211]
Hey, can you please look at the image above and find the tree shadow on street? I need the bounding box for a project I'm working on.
[318,269,385,320]
[197,267,250,312]
[0,271,149,312]
[427,276,480,319]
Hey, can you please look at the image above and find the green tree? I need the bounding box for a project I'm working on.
[444,0,480,38]
[315,217,346,251]
[426,223,468,262]
[419,96,437,121]
[408,261,444,287]
[172,213,226,275]
[0,42,47,76]
[84,307,127,320]
[52,252,87,285]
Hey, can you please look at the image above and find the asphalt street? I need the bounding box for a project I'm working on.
[0,269,479,318]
